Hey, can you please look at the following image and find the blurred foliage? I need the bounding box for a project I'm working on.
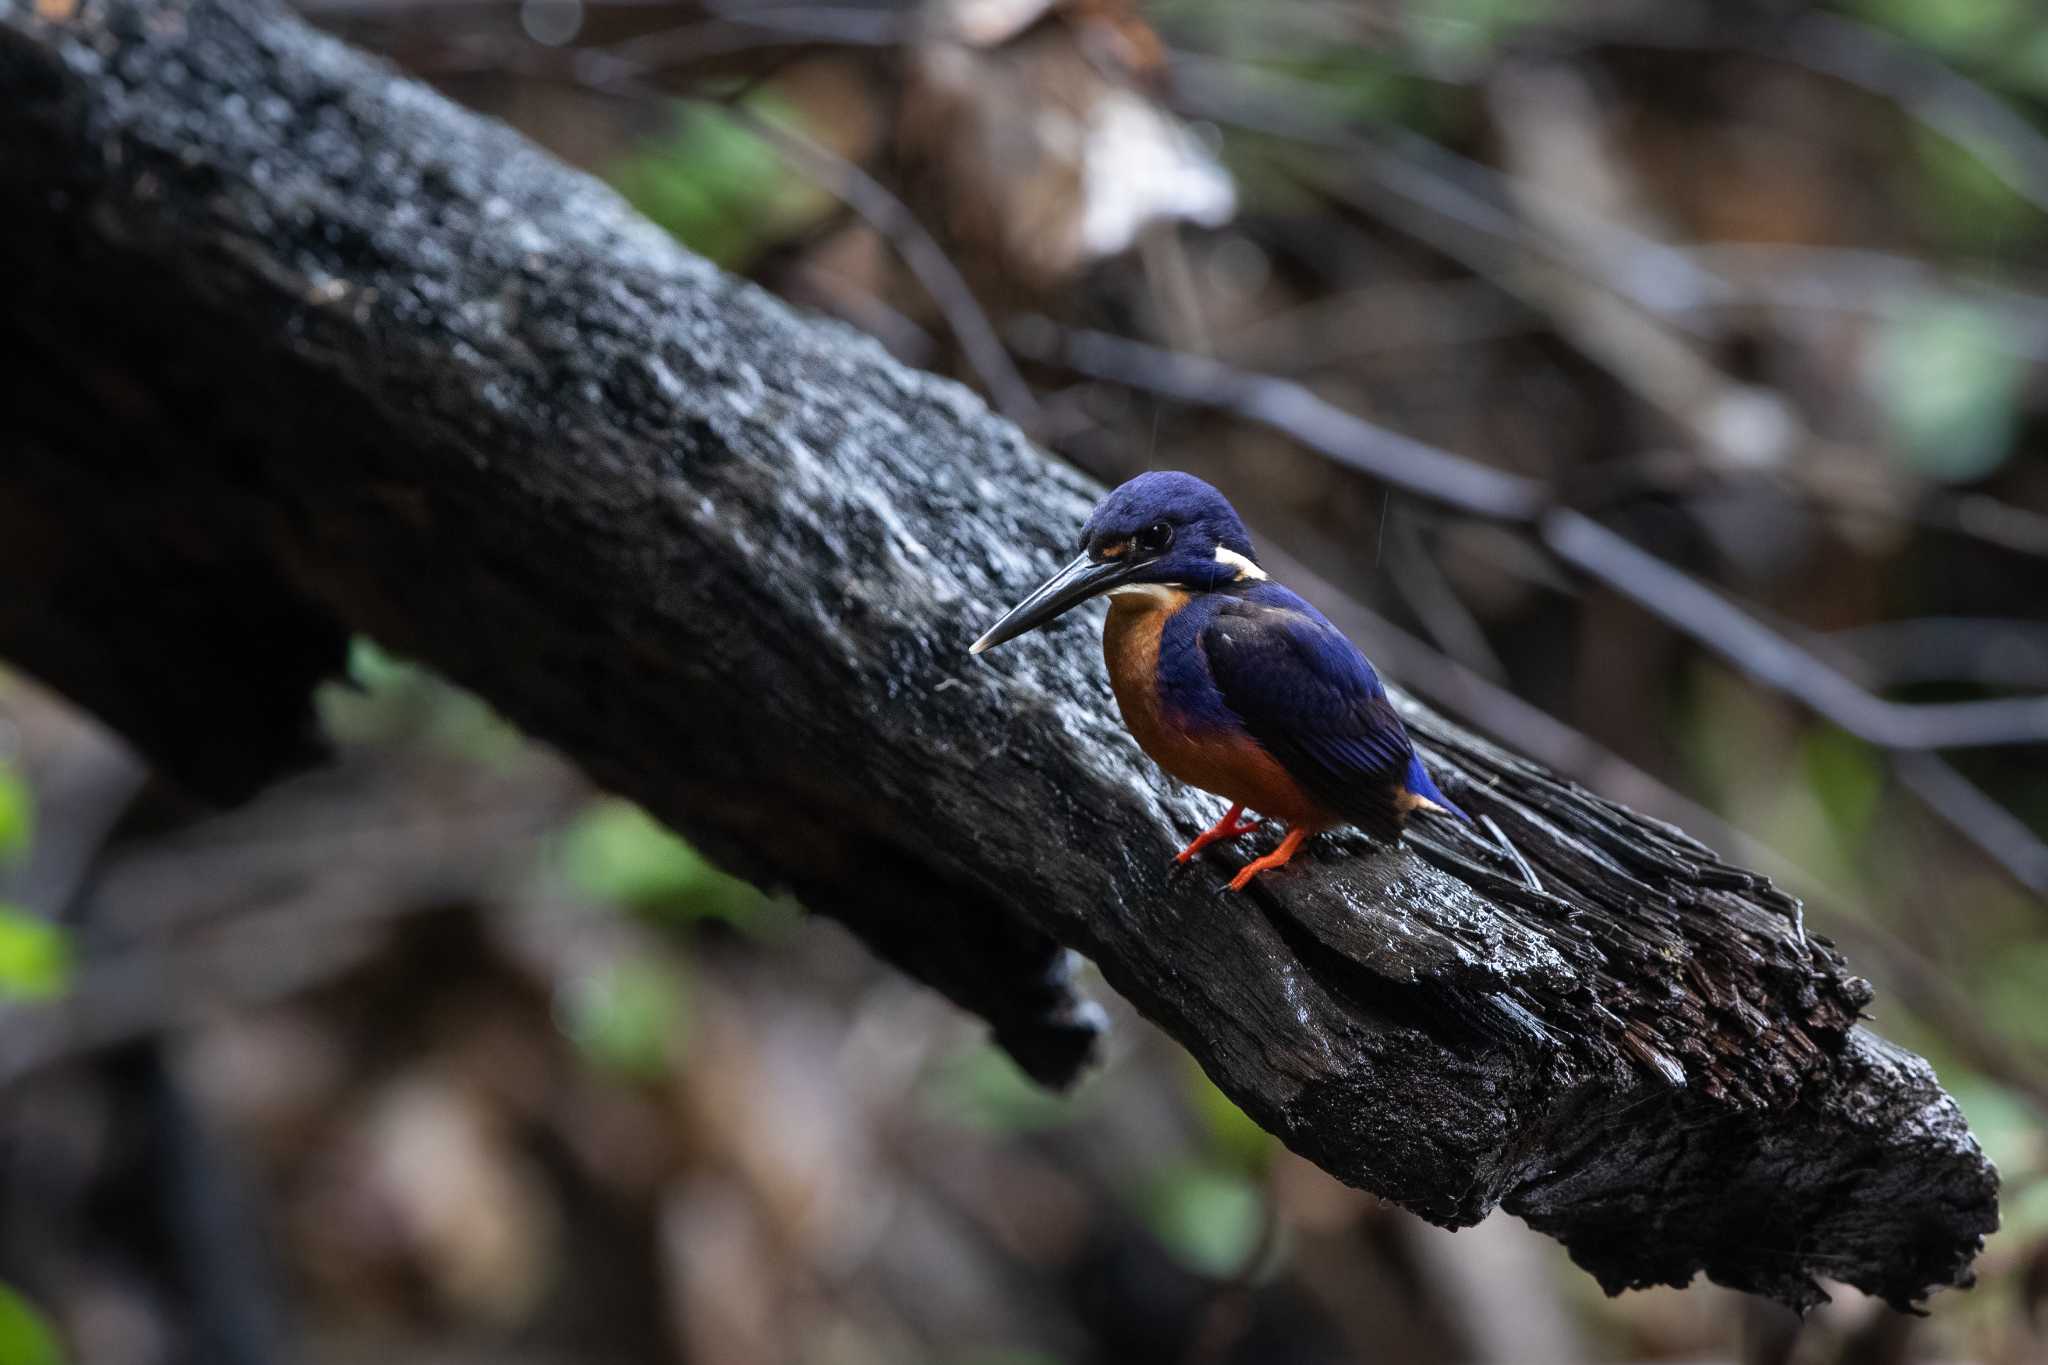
[0,761,30,865]
[0,1283,64,1365]
[1976,942,2048,1052]
[555,956,691,1080]
[1798,729,1885,849]
[1139,1161,1267,1278]
[1183,1063,1274,1174]
[1906,129,2043,252]
[1225,52,1443,129]
[1868,298,2026,481]
[918,1044,1274,1277]
[1404,0,1557,77]
[320,637,530,765]
[2007,1171,2048,1244]
[555,799,791,936]
[606,102,824,269]
[1854,0,2032,67]
[0,907,70,1003]
[327,639,787,937]
[922,1040,1091,1133]
[1157,3,1457,134]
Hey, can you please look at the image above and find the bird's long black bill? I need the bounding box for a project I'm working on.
[969,553,1137,655]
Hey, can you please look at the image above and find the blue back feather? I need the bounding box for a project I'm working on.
[1160,582,1468,836]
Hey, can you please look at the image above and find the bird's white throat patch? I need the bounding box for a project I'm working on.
[1214,546,1267,581]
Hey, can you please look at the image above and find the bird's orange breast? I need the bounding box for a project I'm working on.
[1101,592,1334,830]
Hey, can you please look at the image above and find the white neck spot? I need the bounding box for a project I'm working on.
[1214,546,1267,581]
[1107,582,1183,603]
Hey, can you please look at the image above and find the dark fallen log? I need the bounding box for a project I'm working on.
[0,0,1997,1311]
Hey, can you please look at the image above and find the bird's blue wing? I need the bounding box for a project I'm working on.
[1201,594,1421,838]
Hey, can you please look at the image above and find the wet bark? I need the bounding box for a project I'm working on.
[0,0,1997,1312]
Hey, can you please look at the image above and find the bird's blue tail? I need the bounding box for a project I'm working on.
[1406,753,1470,823]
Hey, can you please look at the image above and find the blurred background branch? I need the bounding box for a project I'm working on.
[3,0,2047,1363]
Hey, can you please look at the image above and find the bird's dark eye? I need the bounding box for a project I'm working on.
[1136,521,1174,554]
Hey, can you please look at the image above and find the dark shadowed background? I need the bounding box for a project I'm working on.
[2,0,2045,1362]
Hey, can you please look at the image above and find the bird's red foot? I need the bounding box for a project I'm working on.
[1227,827,1309,892]
[1175,803,1261,864]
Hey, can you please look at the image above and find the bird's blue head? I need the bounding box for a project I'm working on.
[970,471,1263,654]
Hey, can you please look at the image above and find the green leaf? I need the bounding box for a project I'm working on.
[0,907,70,1003]
[1866,297,2024,483]
[555,800,785,933]
[1902,122,2046,258]
[921,1042,1087,1134]
[606,101,827,268]
[2005,1167,2048,1241]
[1404,0,1557,77]
[1851,0,2023,61]
[0,762,31,865]
[345,635,411,692]
[1800,729,1884,845]
[318,637,528,763]
[1997,27,2048,100]
[1183,1064,1273,1173]
[0,1282,65,1365]
[557,958,689,1080]
[1225,55,1434,128]
[1973,940,2048,1050]
[559,800,711,903]
[1139,1163,1268,1279]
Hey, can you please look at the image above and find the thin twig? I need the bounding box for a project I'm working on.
[1173,55,2048,563]
[1168,53,1729,323]
[1483,60,1803,473]
[1892,752,2048,897]
[1583,13,2048,220]
[304,0,682,12]
[1676,243,2048,362]
[347,10,892,84]
[310,0,906,45]
[709,104,1044,430]
[1013,320,1544,518]
[1544,510,2048,751]
[1381,507,1507,682]
[1220,277,1541,372]
[1828,617,2048,692]
[601,8,902,70]
[696,2,907,48]
[1186,15,2048,285]
[1021,322,2048,749]
[579,19,1036,428]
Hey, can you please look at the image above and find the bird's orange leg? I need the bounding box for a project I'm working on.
[1175,804,1261,864]
[1227,827,1310,892]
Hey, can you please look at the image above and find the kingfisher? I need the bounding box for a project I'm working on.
[970,471,1467,890]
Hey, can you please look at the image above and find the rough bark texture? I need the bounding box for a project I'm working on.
[0,0,1997,1311]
